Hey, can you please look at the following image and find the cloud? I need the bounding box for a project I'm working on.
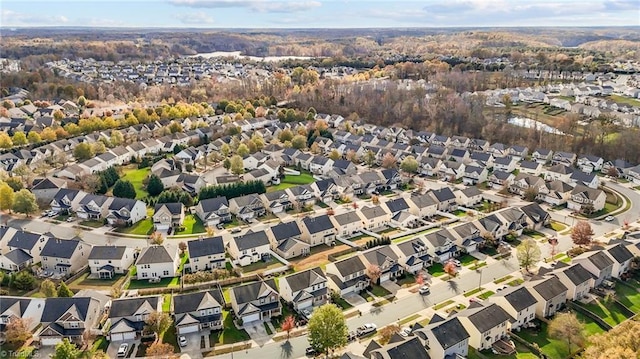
[170,0,322,13]
[176,12,215,25]
[1,9,68,26]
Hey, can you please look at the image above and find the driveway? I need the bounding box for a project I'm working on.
[381,280,401,294]
[107,340,138,358]
[343,293,367,307]
[244,321,270,346]
[178,332,204,358]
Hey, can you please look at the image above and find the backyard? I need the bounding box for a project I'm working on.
[579,298,632,326]
[241,257,285,274]
[127,276,180,289]
[267,173,315,192]
[69,272,126,289]
[122,166,151,199]
[616,282,640,313]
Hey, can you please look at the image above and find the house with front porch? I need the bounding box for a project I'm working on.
[568,185,606,213]
[50,188,87,215]
[187,236,226,271]
[477,214,507,241]
[229,279,281,325]
[153,202,185,232]
[518,160,543,176]
[108,296,161,341]
[577,155,604,173]
[75,194,112,220]
[510,173,545,196]
[268,220,309,259]
[488,170,515,190]
[279,267,328,311]
[495,207,528,238]
[552,263,594,300]
[194,196,231,227]
[105,198,147,226]
[538,180,573,206]
[3,229,47,265]
[360,245,403,284]
[456,302,513,351]
[415,316,470,359]
[545,164,574,182]
[287,185,316,208]
[573,250,614,286]
[229,194,266,221]
[88,246,135,279]
[493,156,517,173]
[261,190,293,214]
[450,222,484,253]
[552,151,577,166]
[135,244,179,280]
[520,203,550,230]
[488,286,537,331]
[462,165,488,185]
[173,288,225,334]
[423,229,459,262]
[228,230,272,266]
[38,297,102,347]
[394,238,432,274]
[326,256,369,296]
[41,238,90,275]
[312,178,340,203]
[525,276,568,318]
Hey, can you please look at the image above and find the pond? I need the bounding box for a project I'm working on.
[507,116,566,135]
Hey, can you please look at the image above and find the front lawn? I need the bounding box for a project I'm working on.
[122,167,151,199]
[524,230,546,239]
[174,214,205,235]
[580,298,632,326]
[428,263,445,277]
[333,297,353,310]
[452,209,467,217]
[79,220,105,228]
[395,273,416,287]
[459,254,478,266]
[478,290,495,300]
[114,218,153,235]
[370,284,392,297]
[616,282,640,313]
[127,276,180,289]
[548,221,567,232]
[210,311,250,345]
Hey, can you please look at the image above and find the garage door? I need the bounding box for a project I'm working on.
[41,337,62,346]
[243,313,260,324]
[110,332,135,342]
[178,324,199,335]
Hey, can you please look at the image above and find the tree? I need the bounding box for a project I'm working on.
[178,241,187,256]
[12,131,27,146]
[516,239,541,273]
[12,189,38,217]
[291,134,307,149]
[230,155,245,176]
[523,187,539,202]
[307,304,348,355]
[365,150,376,167]
[379,324,401,345]
[0,181,15,213]
[57,282,73,297]
[381,152,396,169]
[149,231,165,246]
[444,261,458,279]
[73,142,94,161]
[400,155,418,174]
[52,338,82,359]
[279,128,294,143]
[237,143,250,157]
[223,157,231,171]
[548,312,586,353]
[281,315,296,340]
[92,141,106,155]
[415,271,425,285]
[571,221,594,247]
[328,149,341,161]
[27,131,41,144]
[113,179,137,199]
[110,130,124,146]
[366,264,381,285]
[40,279,57,297]
[371,195,380,205]
[147,174,164,197]
[481,232,497,247]
[146,342,174,357]
[582,319,640,359]
[77,96,87,107]
[5,318,32,346]
[12,271,36,290]
[0,132,13,148]
[145,311,172,341]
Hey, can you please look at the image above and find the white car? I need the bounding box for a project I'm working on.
[356,323,377,337]
[604,216,615,222]
[450,259,461,267]
[117,343,128,357]
[179,335,188,347]
[399,327,412,337]
[418,285,431,295]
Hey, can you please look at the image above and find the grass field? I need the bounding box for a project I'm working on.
[115,218,154,235]
[370,285,392,297]
[267,173,315,192]
[548,221,567,232]
[616,283,640,313]
[518,321,574,359]
[174,214,206,235]
[580,299,632,326]
[121,166,151,199]
[241,257,285,274]
[428,263,445,277]
[608,94,640,107]
[127,276,180,289]
[79,220,105,228]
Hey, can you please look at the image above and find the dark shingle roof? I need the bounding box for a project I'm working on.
[40,238,81,259]
[233,230,270,251]
[136,245,175,265]
[372,337,430,359]
[557,263,593,285]
[333,211,363,226]
[501,287,538,311]
[41,297,92,322]
[360,206,388,220]
[332,256,366,277]
[198,196,229,212]
[606,244,634,264]
[282,267,326,293]
[7,231,42,251]
[173,288,225,314]
[88,246,128,260]
[426,317,470,350]
[429,187,456,202]
[384,198,410,213]
[231,279,278,305]
[109,296,159,318]
[531,276,568,300]
[585,251,614,270]
[270,221,302,241]
[187,236,224,257]
[302,214,335,234]
[463,303,513,333]
[154,202,184,215]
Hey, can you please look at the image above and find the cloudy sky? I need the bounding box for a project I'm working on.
[1,0,638,28]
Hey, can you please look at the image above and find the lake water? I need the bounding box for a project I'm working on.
[507,116,566,135]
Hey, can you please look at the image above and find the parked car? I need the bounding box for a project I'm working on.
[604,216,615,222]
[117,343,128,357]
[356,323,377,337]
[230,228,241,234]
[347,331,357,342]
[399,327,412,337]
[418,285,430,295]
[305,347,317,356]
[148,277,161,283]
[66,217,75,222]
[450,259,461,267]
[179,336,188,347]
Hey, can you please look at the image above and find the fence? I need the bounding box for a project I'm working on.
[510,333,546,359]
[328,246,363,262]
[567,302,613,331]
[136,273,262,296]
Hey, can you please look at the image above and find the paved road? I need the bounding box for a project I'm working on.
[213,255,520,359]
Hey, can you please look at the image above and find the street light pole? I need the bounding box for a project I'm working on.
[477,268,483,291]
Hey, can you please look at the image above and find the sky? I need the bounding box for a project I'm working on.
[1,0,639,28]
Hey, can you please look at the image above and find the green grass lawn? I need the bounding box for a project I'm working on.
[241,257,285,273]
[573,311,605,335]
[616,283,640,313]
[398,314,421,326]
[122,167,151,199]
[333,297,353,310]
[518,322,573,359]
[458,254,478,266]
[507,278,525,286]
[370,284,392,297]
[115,218,153,235]
[494,275,513,284]
[79,220,105,228]
[210,311,250,345]
[548,221,567,232]
[395,273,416,287]
[70,272,124,287]
[580,299,632,326]
[524,230,546,239]
[268,173,315,192]
[608,94,640,107]
[428,263,445,277]
[361,291,374,302]
[478,290,495,300]
[162,294,172,312]
[452,209,467,217]
[127,276,180,289]
[471,341,539,359]
[174,214,206,234]
[162,323,180,352]
[433,299,455,310]
[464,287,484,297]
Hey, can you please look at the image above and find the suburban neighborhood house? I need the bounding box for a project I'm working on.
[278,267,328,311]
[108,296,161,341]
[187,236,225,271]
[229,279,281,325]
[173,288,225,334]
[135,244,179,280]
[88,245,135,279]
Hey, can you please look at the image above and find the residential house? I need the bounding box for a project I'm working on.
[381,168,402,190]
[552,263,594,300]
[279,267,328,311]
[38,297,102,346]
[406,193,438,219]
[41,238,90,275]
[332,211,365,238]
[359,206,392,231]
[495,207,528,238]
[455,187,483,208]
[229,279,281,325]
[229,194,266,221]
[450,222,484,253]
[520,203,551,230]
[477,214,507,240]
[525,276,568,318]
[604,243,634,278]
[173,288,225,334]
[437,161,465,182]
[420,157,442,176]
[194,196,231,227]
[510,173,546,196]
[50,188,87,215]
[538,180,573,206]
[105,198,147,226]
[287,185,316,208]
[75,194,112,220]
[415,316,470,359]
[427,187,457,212]
[108,296,161,341]
[394,238,432,274]
[462,165,488,185]
[325,256,369,295]
[228,230,271,267]
[187,236,226,272]
[508,145,529,162]
[488,287,537,331]
[569,170,599,189]
[260,190,293,214]
[493,156,517,173]
[153,202,185,231]
[135,245,179,280]
[309,156,334,175]
[518,160,543,176]
[456,302,513,351]
[602,159,634,178]
[300,214,337,247]
[488,170,515,190]
[88,246,135,279]
[573,251,614,286]
[469,151,494,169]
[577,155,604,173]
[268,221,310,259]
[552,151,577,166]
[568,185,606,213]
[31,177,68,203]
[545,164,574,182]
[3,229,46,266]
[0,297,45,332]
[368,337,431,359]
[360,245,403,283]
[423,229,459,262]
[312,178,340,203]
[628,164,640,185]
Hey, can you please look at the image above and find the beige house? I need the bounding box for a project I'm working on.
[524,276,568,318]
[135,245,180,280]
[456,303,513,351]
[487,287,537,331]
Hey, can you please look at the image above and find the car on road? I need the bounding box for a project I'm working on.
[117,343,128,357]
[356,323,377,337]
[179,335,188,347]
[418,285,431,295]
[450,259,461,267]
[605,216,615,222]
[305,347,317,356]
[66,217,75,222]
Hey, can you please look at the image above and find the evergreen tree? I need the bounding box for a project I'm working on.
[113,180,137,199]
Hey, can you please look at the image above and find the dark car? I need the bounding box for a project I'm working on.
[305,347,317,356]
